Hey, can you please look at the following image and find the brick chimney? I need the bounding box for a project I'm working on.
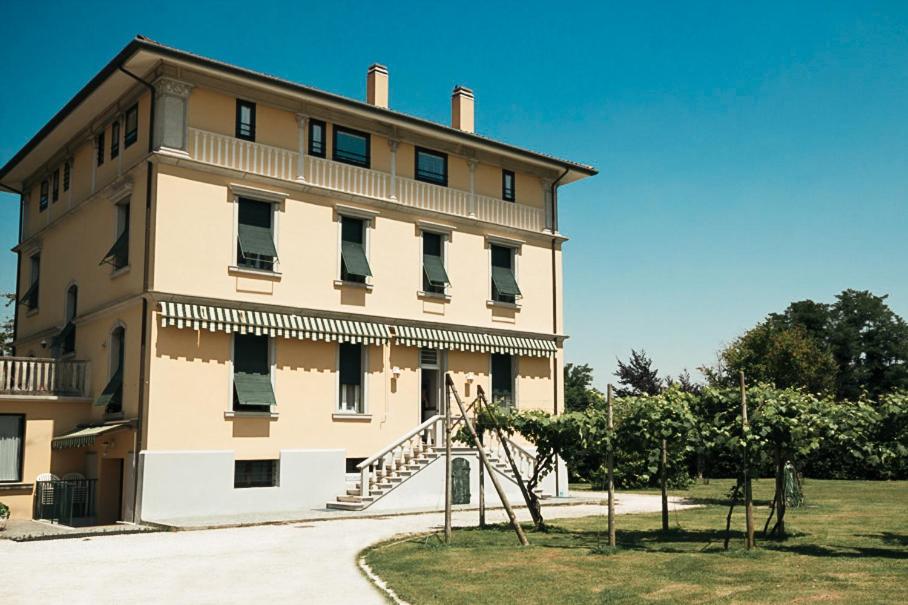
[367,64,389,108]
[451,86,474,133]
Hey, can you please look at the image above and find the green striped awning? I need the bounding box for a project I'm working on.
[52,423,132,450]
[158,302,391,345]
[394,325,557,357]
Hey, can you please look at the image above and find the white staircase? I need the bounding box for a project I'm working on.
[326,416,549,511]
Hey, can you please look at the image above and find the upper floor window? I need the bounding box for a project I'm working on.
[110,121,120,159]
[333,126,370,168]
[124,104,139,147]
[54,285,78,356]
[491,353,515,407]
[0,414,25,483]
[52,169,60,203]
[63,160,71,192]
[338,342,364,413]
[340,216,371,283]
[236,198,277,271]
[235,99,256,141]
[308,119,326,157]
[39,179,48,211]
[101,199,130,270]
[233,333,275,412]
[422,232,450,295]
[19,254,39,311]
[502,169,515,202]
[490,244,521,304]
[96,131,105,166]
[415,148,448,186]
[97,326,125,416]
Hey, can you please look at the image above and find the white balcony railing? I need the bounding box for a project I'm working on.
[0,357,91,398]
[187,128,546,232]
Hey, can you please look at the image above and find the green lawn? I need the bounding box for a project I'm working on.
[363,480,908,604]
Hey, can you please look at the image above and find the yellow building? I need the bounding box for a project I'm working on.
[0,36,595,524]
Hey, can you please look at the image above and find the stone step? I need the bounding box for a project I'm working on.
[336,494,374,503]
[326,501,367,511]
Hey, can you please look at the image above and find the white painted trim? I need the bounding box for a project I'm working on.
[415,219,456,235]
[228,182,289,203]
[485,234,525,249]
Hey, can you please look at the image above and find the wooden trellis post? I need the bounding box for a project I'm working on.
[740,371,755,550]
[607,383,616,547]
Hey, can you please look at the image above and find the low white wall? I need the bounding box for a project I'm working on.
[138,448,345,522]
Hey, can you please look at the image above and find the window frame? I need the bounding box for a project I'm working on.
[502,169,516,202]
[96,131,105,166]
[490,353,517,408]
[332,125,371,168]
[235,197,279,273]
[336,342,367,414]
[230,332,276,413]
[234,459,279,489]
[421,230,448,295]
[52,169,60,203]
[124,104,139,147]
[308,118,326,158]
[24,253,40,311]
[0,414,26,483]
[235,99,256,142]
[337,214,372,285]
[415,147,448,187]
[489,243,520,304]
[103,324,126,416]
[63,160,71,192]
[110,120,120,159]
[39,179,48,211]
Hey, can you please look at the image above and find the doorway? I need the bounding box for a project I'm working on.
[420,348,443,422]
[99,458,124,524]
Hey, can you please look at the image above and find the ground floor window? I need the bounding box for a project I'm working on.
[233,333,276,411]
[234,459,278,488]
[491,353,515,407]
[0,414,25,482]
[339,343,364,413]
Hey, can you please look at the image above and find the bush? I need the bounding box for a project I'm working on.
[0,501,9,519]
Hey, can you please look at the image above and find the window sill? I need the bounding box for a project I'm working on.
[0,482,33,492]
[110,265,131,280]
[418,290,451,302]
[228,265,283,281]
[487,300,522,310]
[334,279,373,292]
[225,410,279,420]
[332,413,372,422]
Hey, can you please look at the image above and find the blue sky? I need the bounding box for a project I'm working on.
[1,1,906,388]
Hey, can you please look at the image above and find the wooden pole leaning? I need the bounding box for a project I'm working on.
[740,371,755,550]
[607,383,616,547]
[445,374,529,546]
[444,376,453,544]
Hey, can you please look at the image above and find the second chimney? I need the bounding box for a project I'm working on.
[451,86,474,133]
[367,64,389,108]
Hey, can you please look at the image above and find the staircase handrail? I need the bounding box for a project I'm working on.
[356,414,443,470]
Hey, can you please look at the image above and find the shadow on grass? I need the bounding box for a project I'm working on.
[856,532,908,547]
[763,543,908,560]
[681,496,773,507]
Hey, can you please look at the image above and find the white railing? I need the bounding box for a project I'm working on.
[358,415,444,497]
[0,357,91,397]
[486,432,537,481]
[186,128,547,232]
[305,155,390,200]
[189,128,298,181]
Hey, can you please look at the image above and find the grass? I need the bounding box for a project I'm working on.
[363,479,908,604]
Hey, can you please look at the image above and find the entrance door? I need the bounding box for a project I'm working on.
[99,458,124,524]
[420,348,441,422]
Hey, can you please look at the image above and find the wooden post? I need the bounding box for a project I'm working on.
[444,378,453,544]
[478,429,486,528]
[607,384,616,547]
[740,371,755,550]
[660,438,669,532]
[446,374,528,546]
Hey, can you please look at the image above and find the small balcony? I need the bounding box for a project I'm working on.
[0,357,91,399]
[187,128,547,233]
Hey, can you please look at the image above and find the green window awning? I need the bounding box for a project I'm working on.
[95,368,123,408]
[423,254,449,287]
[234,371,276,407]
[51,322,75,349]
[100,230,129,267]
[341,241,372,278]
[19,281,38,307]
[394,325,558,357]
[52,422,132,450]
[238,223,277,260]
[492,266,521,297]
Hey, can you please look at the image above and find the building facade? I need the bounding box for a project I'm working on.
[0,36,595,523]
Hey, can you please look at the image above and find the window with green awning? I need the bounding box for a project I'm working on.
[422,232,449,294]
[340,217,371,282]
[100,230,129,269]
[233,333,275,410]
[95,367,123,410]
[491,244,521,303]
[237,198,277,271]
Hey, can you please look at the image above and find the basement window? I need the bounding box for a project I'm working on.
[234,460,278,488]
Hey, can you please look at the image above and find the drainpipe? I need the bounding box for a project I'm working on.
[550,167,568,497]
[9,185,23,356]
[118,65,156,523]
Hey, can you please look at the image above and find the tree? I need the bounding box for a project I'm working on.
[614,349,662,396]
[0,293,15,356]
[564,363,604,412]
[665,369,701,394]
[719,323,837,395]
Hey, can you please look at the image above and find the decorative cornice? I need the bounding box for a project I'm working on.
[153,77,193,99]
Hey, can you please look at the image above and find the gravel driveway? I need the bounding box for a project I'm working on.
[0,493,688,604]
